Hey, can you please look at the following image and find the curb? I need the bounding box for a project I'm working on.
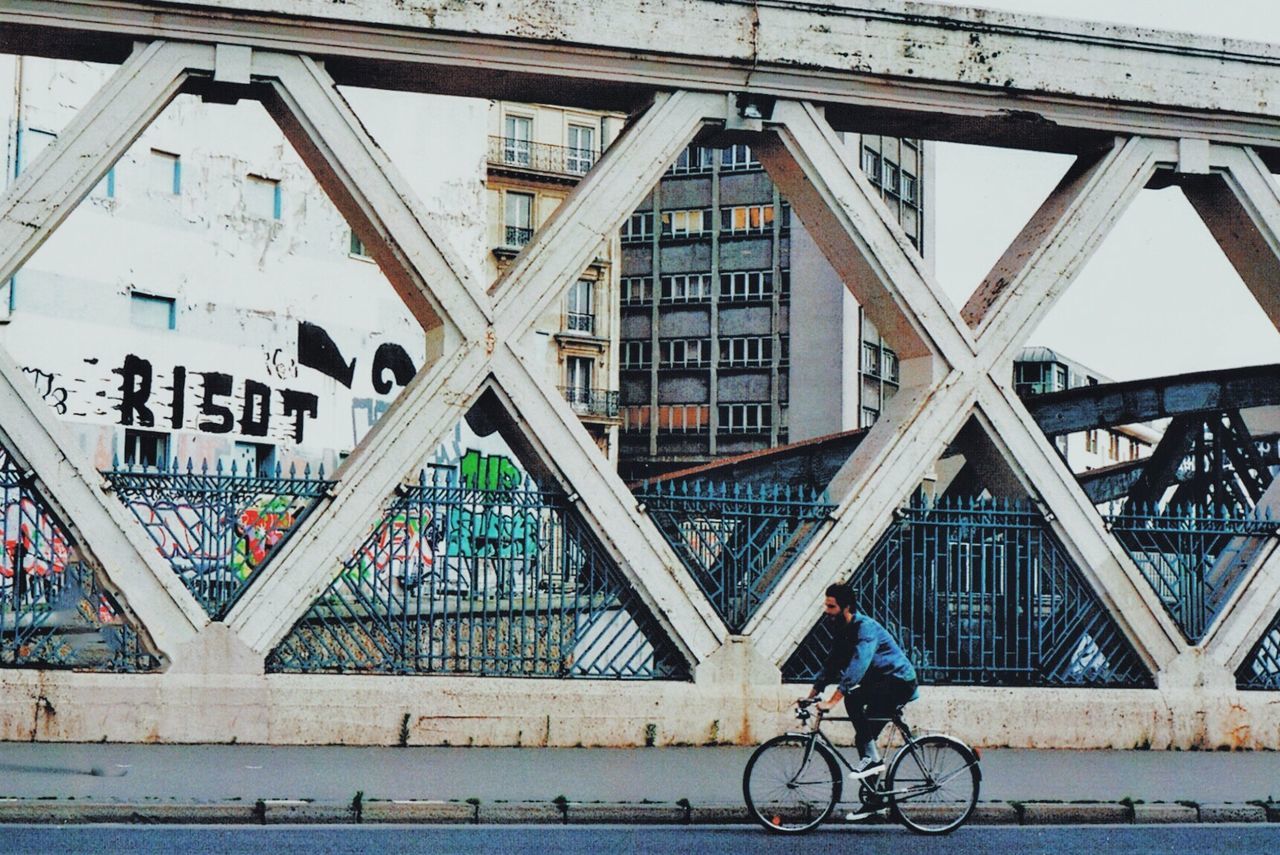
[0,799,1277,825]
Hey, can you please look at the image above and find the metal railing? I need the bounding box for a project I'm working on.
[559,386,620,418]
[103,458,335,619]
[635,479,834,632]
[503,225,533,247]
[267,466,688,679]
[487,135,595,176]
[783,496,1153,687]
[1239,608,1280,690]
[564,312,595,335]
[1106,503,1278,643]
[2,442,158,671]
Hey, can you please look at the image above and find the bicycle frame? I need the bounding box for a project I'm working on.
[785,711,977,802]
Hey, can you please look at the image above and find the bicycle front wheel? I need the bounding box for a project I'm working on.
[742,734,842,834]
[886,735,980,835]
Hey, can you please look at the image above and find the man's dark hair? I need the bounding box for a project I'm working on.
[826,582,857,612]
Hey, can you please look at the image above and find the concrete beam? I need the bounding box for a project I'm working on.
[7,2,1280,155]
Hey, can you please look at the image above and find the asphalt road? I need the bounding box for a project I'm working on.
[1,824,1278,855]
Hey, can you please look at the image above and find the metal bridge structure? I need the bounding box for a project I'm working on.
[2,0,1280,749]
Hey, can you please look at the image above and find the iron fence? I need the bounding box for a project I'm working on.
[103,458,335,619]
[1106,503,1278,643]
[2,443,158,671]
[504,225,533,247]
[635,479,834,632]
[1238,608,1280,690]
[268,466,688,679]
[560,386,620,419]
[487,135,595,175]
[783,496,1153,687]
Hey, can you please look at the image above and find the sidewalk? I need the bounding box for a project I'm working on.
[1,743,1279,824]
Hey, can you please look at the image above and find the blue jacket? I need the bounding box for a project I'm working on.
[814,612,917,694]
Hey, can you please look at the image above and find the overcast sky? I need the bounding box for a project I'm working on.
[928,1,1280,380]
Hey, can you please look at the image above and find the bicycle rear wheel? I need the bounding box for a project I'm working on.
[742,734,842,834]
[886,735,980,835]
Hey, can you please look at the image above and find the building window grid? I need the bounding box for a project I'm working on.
[718,403,772,434]
[622,211,655,243]
[502,114,533,166]
[660,273,712,304]
[566,124,596,174]
[504,190,534,247]
[720,204,775,236]
[659,338,711,369]
[661,208,712,239]
[719,270,774,302]
[621,276,654,305]
[720,144,761,172]
[620,340,652,370]
[565,279,595,334]
[669,145,714,175]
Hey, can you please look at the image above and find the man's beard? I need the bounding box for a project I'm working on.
[823,612,844,628]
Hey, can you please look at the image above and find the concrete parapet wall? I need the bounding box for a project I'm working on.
[1,669,1277,750]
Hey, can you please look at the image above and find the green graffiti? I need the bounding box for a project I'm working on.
[459,449,522,491]
[445,507,539,558]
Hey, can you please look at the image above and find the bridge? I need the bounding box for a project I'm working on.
[1,0,1280,750]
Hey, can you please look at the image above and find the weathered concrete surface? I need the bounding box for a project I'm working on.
[2,669,1280,750]
[9,0,1280,150]
[1020,803,1132,825]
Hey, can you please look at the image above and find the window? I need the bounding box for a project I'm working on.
[504,191,534,246]
[670,145,713,175]
[622,211,654,243]
[503,115,532,166]
[862,342,880,377]
[1085,430,1099,454]
[660,208,711,239]
[860,407,879,429]
[721,204,774,235]
[719,336,772,368]
[566,279,595,334]
[1108,433,1120,461]
[719,270,772,302]
[659,273,711,303]
[150,149,181,194]
[566,356,593,394]
[882,349,899,384]
[901,171,918,204]
[862,148,881,185]
[621,276,653,304]
[882,159,900,197]
[130,293,175,330]
[567,124,595,174]
[247,175,281,220]
[721,144,759,172]
[233,441,276,476]
[123,429,169,469]
[620,341,652,369]
[659,338,710,368]
[718,403,771,433]
[349,230,370,258]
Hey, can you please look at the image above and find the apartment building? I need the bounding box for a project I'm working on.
[482,102,629,462]
[617,134,933,481]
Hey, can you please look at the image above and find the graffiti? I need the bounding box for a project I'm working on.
[22,367,68,415]
[297,320,356,388]
[1,496,73,581]
[114,354,320,442]
[298,320,417,394]
[459,449,522,491]
[231,495,300,579]
[264,347,298,381]
[351,397,391,447]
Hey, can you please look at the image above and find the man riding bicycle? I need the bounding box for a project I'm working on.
[802,582,919,819]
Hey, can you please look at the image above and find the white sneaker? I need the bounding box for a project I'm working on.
[845,803,888,822]
[848,759,885,781]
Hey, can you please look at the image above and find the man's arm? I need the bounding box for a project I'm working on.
[816,629,875,712]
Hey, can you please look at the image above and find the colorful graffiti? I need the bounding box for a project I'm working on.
[1,496,73,582]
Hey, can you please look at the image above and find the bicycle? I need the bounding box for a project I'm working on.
[742,697,981,835]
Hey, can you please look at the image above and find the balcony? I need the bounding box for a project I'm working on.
[488,136,595,179]
[503,225,533,248]
[565,312,596,335]
[560,386,620,419]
